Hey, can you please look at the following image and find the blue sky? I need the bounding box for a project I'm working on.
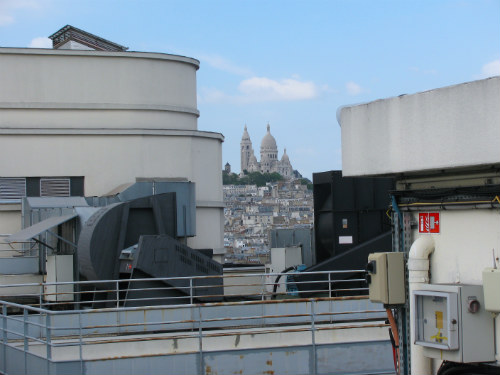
[1,0,499,179]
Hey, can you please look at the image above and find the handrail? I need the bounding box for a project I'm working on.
[0,269,368,310]
[0,290,387,375]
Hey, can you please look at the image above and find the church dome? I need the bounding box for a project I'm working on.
[260,124,277,151]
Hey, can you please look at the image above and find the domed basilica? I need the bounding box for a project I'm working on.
[240,124,294,179]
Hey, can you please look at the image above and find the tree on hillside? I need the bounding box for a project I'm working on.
[222,170,284,187]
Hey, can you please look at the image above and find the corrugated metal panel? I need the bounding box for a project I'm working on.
[40,178,70,197]
[0,178,26,200]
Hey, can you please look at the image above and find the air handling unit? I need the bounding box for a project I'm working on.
[4,181,222,306]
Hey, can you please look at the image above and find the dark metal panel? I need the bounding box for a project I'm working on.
[25,177,40,197]
[296,231,392,296]
[130,234,223,302]
[312,170,394,265]
[69,177,84,196]
[113,181,196,237]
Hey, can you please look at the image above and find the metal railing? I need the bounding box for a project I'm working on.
[0,239,39,258]
[0,269,368,309]
[0,295,388,374]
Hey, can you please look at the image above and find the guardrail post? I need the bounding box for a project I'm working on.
[310,300,317,375]
[45,313,52,366]
[116,280,120,308]
[79,312,83,374]
[261,274,265,301]
[39,284,43,308]
[3,305,7,374]
[190,278,194,305]
[198,305,203,375]
[328,272,332,297]
[24,309,28,374]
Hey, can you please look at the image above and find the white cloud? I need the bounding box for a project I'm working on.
[199,76,326,104]
[28,36,51,48]
[479,59,500,78]
[199,54,253,76]
[238,77,320,102]
[345,81,367,96]
[0,0,44,27]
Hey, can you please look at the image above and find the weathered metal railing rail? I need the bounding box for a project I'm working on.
[0,295,390,375]
[0,269,368,309]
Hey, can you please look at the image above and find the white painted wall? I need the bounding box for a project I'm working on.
[411,210,500,285]
[339,77,500,177]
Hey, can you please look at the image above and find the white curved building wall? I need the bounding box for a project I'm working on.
[0,49,199,130]
[0,48,224,252]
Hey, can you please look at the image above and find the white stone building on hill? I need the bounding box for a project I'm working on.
[240,124,294,178]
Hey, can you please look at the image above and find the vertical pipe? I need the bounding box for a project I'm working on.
[408,235,435,375]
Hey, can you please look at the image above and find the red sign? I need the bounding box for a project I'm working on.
[419,212,440,233]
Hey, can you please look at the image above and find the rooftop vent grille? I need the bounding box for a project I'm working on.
[40,178,70,197]
[0,178,26,200]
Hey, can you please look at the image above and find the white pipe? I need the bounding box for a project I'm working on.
[408,235,435,375]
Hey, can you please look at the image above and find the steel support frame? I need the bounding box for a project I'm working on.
[392,202,412,375]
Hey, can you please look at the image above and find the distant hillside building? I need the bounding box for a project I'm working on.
[240,124,294,179]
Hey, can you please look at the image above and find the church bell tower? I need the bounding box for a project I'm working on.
[240,125,252,173]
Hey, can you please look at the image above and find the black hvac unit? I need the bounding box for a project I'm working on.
[312,170,394,264]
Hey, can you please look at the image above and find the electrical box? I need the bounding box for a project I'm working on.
[266,247,303,294]
[270,247,303,274]
[413,284,495,363]
[366,252,405,305]
[45,255,74,302]
[482,268,500,313]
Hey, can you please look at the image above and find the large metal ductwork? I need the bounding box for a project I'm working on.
[78,193,177,282]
